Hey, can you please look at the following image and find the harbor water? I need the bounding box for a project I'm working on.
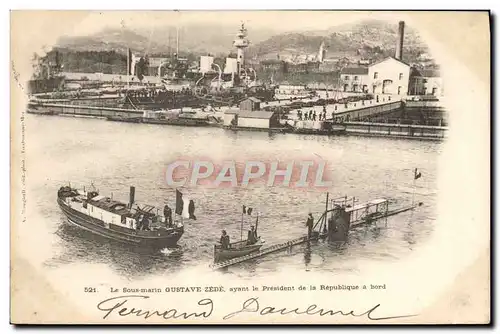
[21,114,441,279]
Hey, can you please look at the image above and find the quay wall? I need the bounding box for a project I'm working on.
[343,121,447,140]
[334,101,402,121]
[28,100,448,140]
[286,100,403,121]
[28,102,143,118]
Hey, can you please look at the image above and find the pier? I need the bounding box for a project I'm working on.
[210,196,421,270]
[27,101,144,118]
[342,121,447,140]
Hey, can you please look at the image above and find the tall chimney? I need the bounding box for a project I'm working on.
[395,21,405,60]
[128,186,135,209]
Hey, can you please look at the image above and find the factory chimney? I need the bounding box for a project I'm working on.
[395,21,405,60]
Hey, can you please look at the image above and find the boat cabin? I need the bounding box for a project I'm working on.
[61,189,163,231]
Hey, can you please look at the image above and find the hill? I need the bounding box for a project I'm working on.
[56,24,277,56]
[247,19,427,63]
[49,19,429,75]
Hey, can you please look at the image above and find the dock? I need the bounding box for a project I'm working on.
[210,196,421,270]
[210,235,315,270]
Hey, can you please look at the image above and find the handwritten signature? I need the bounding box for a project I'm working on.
[97,295,416,322]
[97,295,213,320]
[223,297,416,321]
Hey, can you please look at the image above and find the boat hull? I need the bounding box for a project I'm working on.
[57,198,183,249]
[214,240,264,263]
[142,118,211,127]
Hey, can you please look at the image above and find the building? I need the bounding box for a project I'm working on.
[287,61,320,74]
[340,67,370,93]
[408,68,444,96]
[224,57,238,74]
[363,21,411,95]
[223,110,279,129]
[368,56,411,95]
[260,59,288,73]
[200,55,214,74]
[274,84,314,99]
[336,21,412,95]
[233,23,250,75]
[318,60,337,72]
[239,97,261,111]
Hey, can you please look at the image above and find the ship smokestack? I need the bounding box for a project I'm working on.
[129,186,135,209]
[395,21,405,60]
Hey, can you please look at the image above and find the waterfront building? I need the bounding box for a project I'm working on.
[340,67,370,93]
[239,97,261,111]
[408,68,444,96]
[223,110,279,129]
[367,56,411,95]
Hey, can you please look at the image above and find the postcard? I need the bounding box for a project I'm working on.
[10,10,490,324]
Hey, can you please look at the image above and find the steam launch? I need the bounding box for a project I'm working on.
[57,185,191,249]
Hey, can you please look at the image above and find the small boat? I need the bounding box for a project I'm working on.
[214,237,264,263]
[57,184,185,249]
[213,208,265,263]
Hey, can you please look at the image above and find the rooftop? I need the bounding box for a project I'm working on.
[237,110,275,119]
[370,56,410,68]
[225,110,275,119]
[89,196,130,216]
[244,97,262,103]
[341,67,369,75]
[415,69,441,78]
[260,59,284,65]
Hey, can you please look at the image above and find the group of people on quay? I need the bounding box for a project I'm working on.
[297,107,330,122]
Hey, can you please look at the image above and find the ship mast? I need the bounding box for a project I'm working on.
[176,26,179,57]
[126,48,130,88]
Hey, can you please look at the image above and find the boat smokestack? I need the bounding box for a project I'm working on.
[395,21,405,60]
[129,186,135,209]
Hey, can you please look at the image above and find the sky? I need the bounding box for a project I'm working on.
[65,11,405,37]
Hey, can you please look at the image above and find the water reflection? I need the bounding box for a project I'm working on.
[304,242,312,268]
[50,222,186,279]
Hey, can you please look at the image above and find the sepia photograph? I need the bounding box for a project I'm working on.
[10,9,490,325]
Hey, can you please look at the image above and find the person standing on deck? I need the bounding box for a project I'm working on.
[220,230,230,250]
[247,226,257,245]
[306,213,314,239]
[163,204,173,227]
[137,214,145,230]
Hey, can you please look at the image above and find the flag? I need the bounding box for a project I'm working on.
[182,198,190,219]
[242,205,253,215]
[176,189,196,220]
[414,168,422,180]
[175,189,183,215]
[188,200,196,220]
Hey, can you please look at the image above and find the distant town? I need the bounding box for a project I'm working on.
[27,19,447,141]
